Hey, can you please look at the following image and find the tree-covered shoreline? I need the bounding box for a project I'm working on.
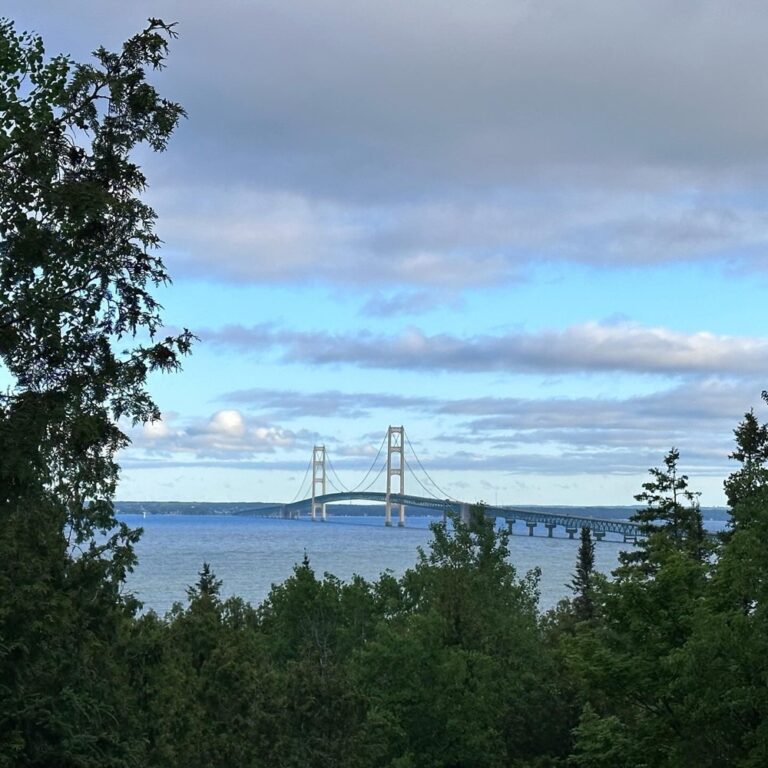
[7,418,768,766]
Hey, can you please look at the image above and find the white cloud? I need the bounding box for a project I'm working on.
[132,409,313,459]
[142,418,172,440]
[208,410,245,437]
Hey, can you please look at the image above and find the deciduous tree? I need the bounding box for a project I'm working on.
[0,18,188,765]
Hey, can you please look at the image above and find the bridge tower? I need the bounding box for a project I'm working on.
[311,444,327,522]
[385,426,405,527]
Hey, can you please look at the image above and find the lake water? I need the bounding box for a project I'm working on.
[121,513,632,614]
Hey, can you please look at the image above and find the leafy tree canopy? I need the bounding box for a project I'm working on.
[0,16,192,548]
[0,18,189,766]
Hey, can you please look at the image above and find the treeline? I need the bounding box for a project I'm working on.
[4,405,768,766]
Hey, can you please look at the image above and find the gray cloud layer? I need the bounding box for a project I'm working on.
[215,379,757,477]
[159,188,768,287]
[204,321,768,376]
[9,0,768,288]
[221,380,752,426]
[158,0,768,194]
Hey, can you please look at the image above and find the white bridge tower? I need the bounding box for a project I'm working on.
[385,426,405,527]
[311,444,327,522]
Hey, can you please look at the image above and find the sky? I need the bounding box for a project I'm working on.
[6,0,768,506]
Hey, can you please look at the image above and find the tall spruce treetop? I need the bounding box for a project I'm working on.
[0,18,191,551]
[619,448,705,574]
[724,398,768,511]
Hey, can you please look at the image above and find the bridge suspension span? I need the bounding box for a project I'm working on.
[257,426,642,542]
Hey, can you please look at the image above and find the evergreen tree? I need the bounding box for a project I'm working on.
[618,447,705,574]
[0,16,191,544]
[724,400,768,513]
[570,526,596,622]
[355,509,572,766]
[563,450,713,767]
[255,557,373,768]
[186,562,224,601]
[664,399,768,766]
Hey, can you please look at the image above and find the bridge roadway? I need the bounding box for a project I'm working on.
[246,491,641,541]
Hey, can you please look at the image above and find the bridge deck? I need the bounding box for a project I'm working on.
[243,491,641,538]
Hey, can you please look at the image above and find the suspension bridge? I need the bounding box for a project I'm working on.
[247,426,641,542]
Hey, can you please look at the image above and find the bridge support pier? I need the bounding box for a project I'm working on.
[527,522,536,536]
[566,527,577,539]
[545,523,555,538]
[595,531,605,542]
[506,519,516,535]
[623,534,636,543]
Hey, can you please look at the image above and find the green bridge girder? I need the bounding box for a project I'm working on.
[241,491,641,539]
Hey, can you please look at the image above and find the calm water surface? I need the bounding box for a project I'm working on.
[121,513,629,614]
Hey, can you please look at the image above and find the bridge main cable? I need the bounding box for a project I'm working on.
[325,451,351,493]
[289,454,314,504]
[404,432,457,501]
[404,457,442,500]
[346,433,388,493]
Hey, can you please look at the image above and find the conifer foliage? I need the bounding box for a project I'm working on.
[724,396,768,511]
[619,447,705,573]
[570,526,596,621]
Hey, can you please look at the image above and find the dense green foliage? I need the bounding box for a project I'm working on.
[569,526,596,623]
[9,436,768,766]
[123,514,573,768]
[4,18,768,767]
[0,17,190,766]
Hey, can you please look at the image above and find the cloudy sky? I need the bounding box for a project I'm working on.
[7,0,768,506]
